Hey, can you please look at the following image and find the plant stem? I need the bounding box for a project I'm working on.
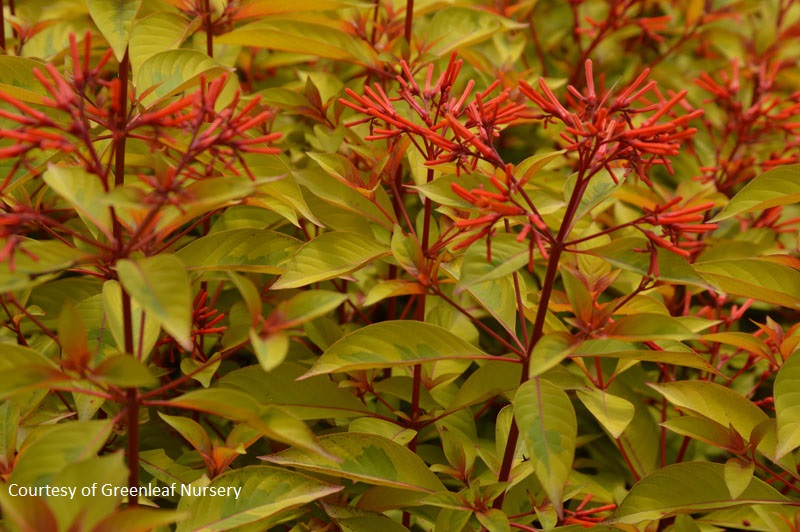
[112,49,140,507]
[493,174,590,511]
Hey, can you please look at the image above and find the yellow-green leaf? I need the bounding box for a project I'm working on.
[87,0,142,62]
[135,49,229,107]
[694,258,800,308]
[300,321,490,378]
[712,165,800,221]
[514,378,576,518]
[724,457,754,499]
[612,462,787,524]
[577,388,635,439]
[273,231,390,290]
[117,254,193,351]
[774,352,800,458]
[175,466,342,532]
[262,433,445,492]
[176,229,301,274]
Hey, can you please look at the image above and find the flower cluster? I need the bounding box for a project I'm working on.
[520,59,703,184]
[341,53,526,174]
[695,58,800,195]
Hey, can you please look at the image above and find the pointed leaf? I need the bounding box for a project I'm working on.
[774,352,800,458]
[577,388,635,439]
[694,258,800,308]
[724,457,755,499]
[712,165,800,221]
[215,19,375,64]
[250,330,290,372]
[102,280,161,361]
[590,237,711,288]
[605,313,697,341]
[300,321,490,378]
[177,229,301,274]
[129,11,195,76]
[10,421,113,487]
[273,231,390,289]
[514,378,576,517]
[649,381,768,442]
[175,466,342,532]
[87,0,142,61]
[158,413,212,458]
[93,354,158,388]
[458,234,530,289]
[217,363,369,420]
[43,165,112,238]
[117,254,192,351]
[138,449,204,486]
[612,462,787,524]
[135,50,229,107]
[262,433,445,492]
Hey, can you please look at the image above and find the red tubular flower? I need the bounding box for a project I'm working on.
[521,59,702,183]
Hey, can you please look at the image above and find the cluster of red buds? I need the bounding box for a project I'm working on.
[131,74,282,181]
[636,197,718,272]
[341,53,526,174]
[521,59,703,185]
[694,58,800,195]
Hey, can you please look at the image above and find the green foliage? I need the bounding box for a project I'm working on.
[2,0,800,530]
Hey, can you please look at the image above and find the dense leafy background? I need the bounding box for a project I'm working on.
[1,0,800,531]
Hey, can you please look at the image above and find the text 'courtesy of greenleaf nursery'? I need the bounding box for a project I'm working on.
[5,483,242,500]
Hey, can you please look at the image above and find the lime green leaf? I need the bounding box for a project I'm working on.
[273,231,390,290]
[57,302,90,368]
[262,433,445,492]
[217,363,369,420]
[574,339,722,375]
[712,165,800,221]
[661,416,740,451]
[515,378,576,517]
[458,233,530,289]
[612,462,788,524]
[0,240,86,292]
[158,413,212,458]
[590,237,711,288]
[424,7,525,56]
[322,502,411,532]
[694,258,800,308]
[0,484,58,531]
[180,355,220,388]
[216,19,375,64]
[529,332,577,378]
[0,344,61,399]
[46,453,128,531]
[250,330,290,372]
[364,279,426,306]
[91,507,184,532]
[102,280,161,362]
[649,381,767,441]
[577,388,635,439]
[605,313,697,341]
[43,165,112,239]
[135,50,229,107]
[476,509,511,532]
[139,449,203,486]
[129,12,196,76]
[774,352,800,458]
[0,56,49,103]
[117,254,192,351]
[274,290,349,328]
[175,466,342,532]
[724,457,754,499]
[0,402,19,471]
[93,354,158,388]
[87,0,142,62]
[168,388,328,457]
[177,229,300,274]
[10,420,113,487]
[702,332,769,359]
[300,321,490,378]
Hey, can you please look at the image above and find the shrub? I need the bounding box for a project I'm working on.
[1,0,800,530]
